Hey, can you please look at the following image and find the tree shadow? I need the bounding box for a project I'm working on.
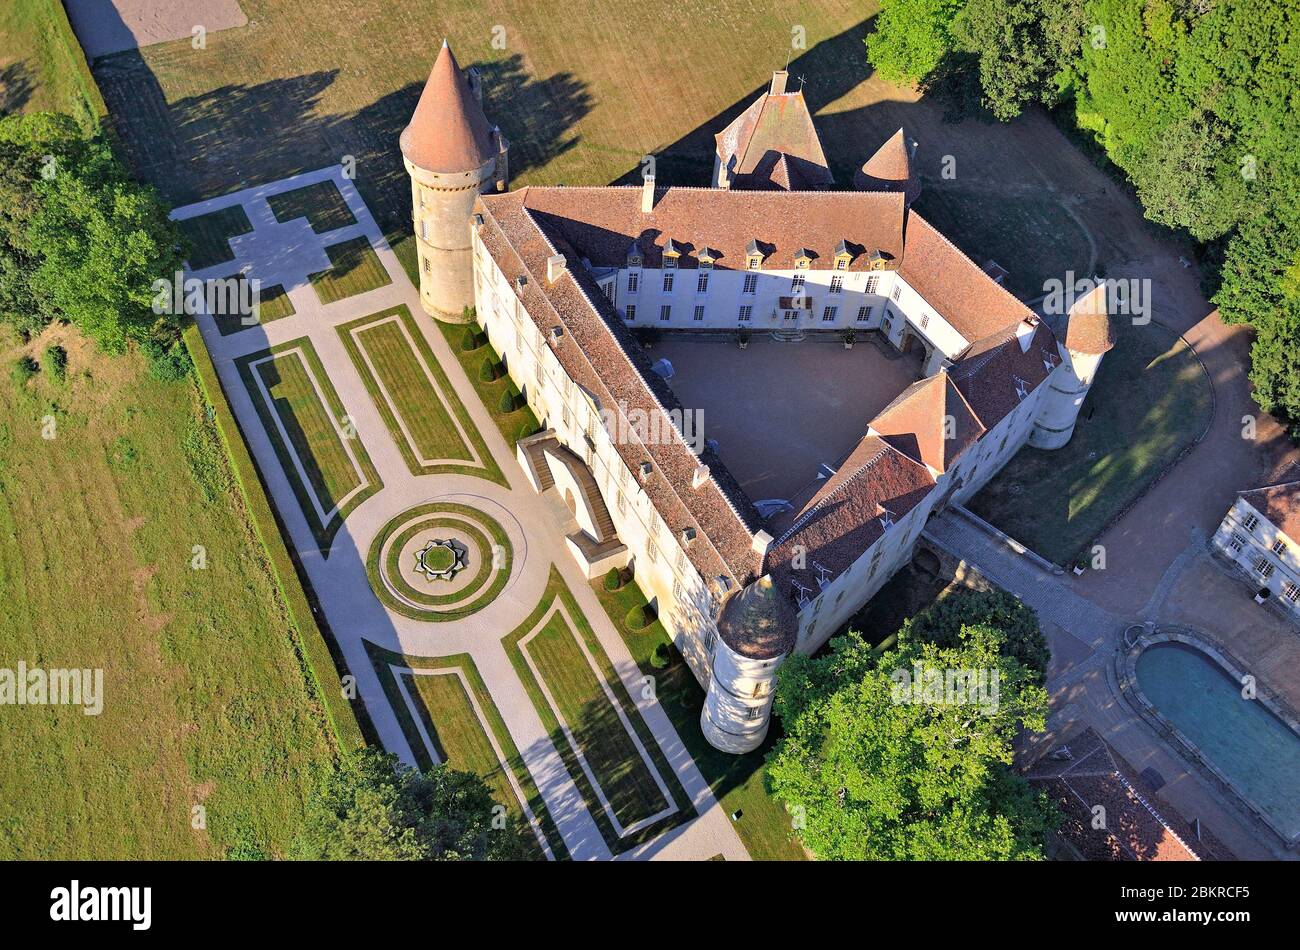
[0,61,35,114]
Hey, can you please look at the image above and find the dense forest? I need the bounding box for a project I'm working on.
[868,0,1300,432]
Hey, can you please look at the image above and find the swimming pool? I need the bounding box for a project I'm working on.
[1135,641,1300,843]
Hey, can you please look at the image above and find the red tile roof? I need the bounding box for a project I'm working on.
[1239,480,1300,542]
[947,319,1060,430]
[766,435,935,599]
[715,86,833,191]
[520,185,905,271]
[400,41,497,174]
[898,212,1034,342]
[717,574,798,659]
[1025,727,1228,860]
[854,128,921,204]
[1063,282,1117,355]
[869,371,985,473]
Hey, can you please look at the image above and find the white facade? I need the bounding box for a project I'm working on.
[1212,497,1300,614]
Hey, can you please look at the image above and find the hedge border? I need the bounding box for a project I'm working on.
[184,323,372,751]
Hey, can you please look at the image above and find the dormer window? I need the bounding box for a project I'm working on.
[629,255,642,268]
[663,238,681,269]
[663,255,677,269]
[794,249,814,269]
[698,247,716,270]
[835,258,848,270]
[746,239,764,270]
[747,255,762,270]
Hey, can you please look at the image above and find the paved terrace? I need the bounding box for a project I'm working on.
[656,333,923,503]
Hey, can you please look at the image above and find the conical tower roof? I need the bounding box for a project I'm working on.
[1063,282,1115,355]
[716,574,798,659]
[854,128,920,203]
[400,40,496,174]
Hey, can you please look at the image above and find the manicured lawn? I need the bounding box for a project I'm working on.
[177,205,254,271]
[266,180,357,233]
[436,319,539,447]
[337,306,504,483]
[968,320,1213,565]
[308,235,391,304]
[594,575,808,861]
[236,338,382,553]
[362,643,567,860]
[0,325,337,859]
[213,279,295,336]
[912,187,1092,300]
[504,570,693,852]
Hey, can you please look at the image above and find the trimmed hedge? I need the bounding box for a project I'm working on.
[603,567,624,592]
[183,323,370,752]
[650,642,673,669]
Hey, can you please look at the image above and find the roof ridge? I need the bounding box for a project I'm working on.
[905,210,1033,320]
[774,442,890,546]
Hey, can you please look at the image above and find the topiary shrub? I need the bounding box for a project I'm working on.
[624,601,657,631]
[460,327,481,351]
[42,345,68,384]
[515,421,537,443]
[650,642,673,669]
[11,356,38,388]
[603,567,624,592]
[497,389,517,413]
[478,357,499,382]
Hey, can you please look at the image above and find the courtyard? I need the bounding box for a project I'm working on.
[657,333,924,503]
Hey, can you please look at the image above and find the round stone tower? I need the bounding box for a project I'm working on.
[701,574,797,754]
[400,40,508,321]
[1031,283,1115,449]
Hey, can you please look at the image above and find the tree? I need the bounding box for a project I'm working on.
[767,626,1054,860]
[896,587,1049,682]
[294,748,528,861]
[0,112,182,353]
[951,0,1086,120]
[866,0,966,85]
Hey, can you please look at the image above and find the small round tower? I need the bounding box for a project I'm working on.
[1031,283,1114,449]
[854,127,921,206]
[701,574,797,754]
[400,40,508,321]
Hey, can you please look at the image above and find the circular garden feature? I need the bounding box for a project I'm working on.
[367,502,512,622]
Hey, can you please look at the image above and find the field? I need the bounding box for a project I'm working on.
[0,326,337,859]
[969,320,1213,565]
[503,572,693,852]
[364,644,568,860]
[308,235,391,304]
[266,179,356,233]
[0,0,104,124]
[337,306,504,482]
[236,338,383,552]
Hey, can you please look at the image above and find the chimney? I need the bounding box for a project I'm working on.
[641,171,656,214]
[546,253,566,283]
[769,70,788,96]
[691,464,710,490]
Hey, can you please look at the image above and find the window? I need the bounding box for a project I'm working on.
[856,306,871,323]
[752,682,765,698]
[865,275,879,295]
[891,284,902,302]
[830,275,843,294]
[747,255,762,270]
[1227,533,1245,553]
[1285,582,1300,602]
[627,273,639,293]
[822,306,837,322]
[625,305,636,321]
[790,274,806,292]
[743,273,757,294]
[422,256,431,274]
[747,706,762,721]
[693,305,705,322]
[1255,556,1275,578]
[1242,513,1259,532]
[738,305,752,322]
[663,273,674,292]
[629,255,642,267]
[647,540,658,563]
[835,258,848,270]
[697,273,709,293]
[700,258,713,270]
[664,255,677,270]
[659,305,671,322]
[920,313,930,329]
[602,282,614,301]
[673,579,683,600]
[616,491,627,514]
[420,220,428,240]
[1272,538,1286,555]
[676,548,687,572]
